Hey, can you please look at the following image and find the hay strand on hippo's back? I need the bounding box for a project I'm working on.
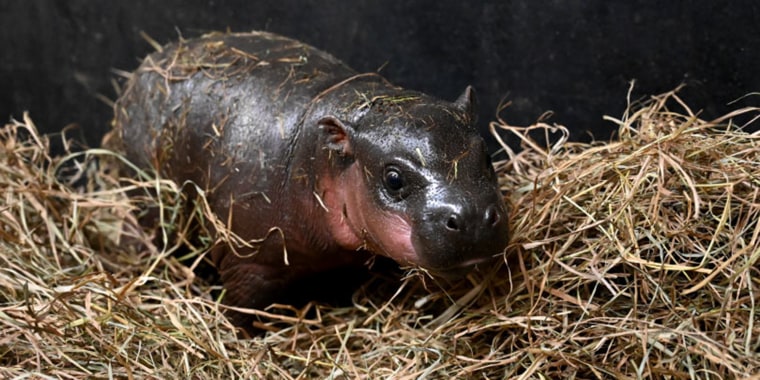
[1,87,759,378]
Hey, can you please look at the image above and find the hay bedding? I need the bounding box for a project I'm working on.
[1,89,759,379]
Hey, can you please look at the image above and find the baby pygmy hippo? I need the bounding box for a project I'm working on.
[113,31,509,329]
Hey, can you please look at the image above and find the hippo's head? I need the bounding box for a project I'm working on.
[317,86,509,276]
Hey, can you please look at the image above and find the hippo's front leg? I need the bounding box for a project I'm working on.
[213,247,296,331]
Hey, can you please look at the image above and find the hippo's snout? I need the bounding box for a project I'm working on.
[413,196,509,274]
[444,203,503,234]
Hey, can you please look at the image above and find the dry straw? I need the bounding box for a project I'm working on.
[0,89,758,378]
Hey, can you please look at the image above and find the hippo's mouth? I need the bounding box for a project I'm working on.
[422,253,501,280]
[456,254,499,269]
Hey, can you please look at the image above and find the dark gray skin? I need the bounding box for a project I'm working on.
[114,31,509,329]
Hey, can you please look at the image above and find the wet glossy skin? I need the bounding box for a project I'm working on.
[332,94,507,273]
[114,31,509,329]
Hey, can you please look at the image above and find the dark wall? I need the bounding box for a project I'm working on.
[1,0,758,150]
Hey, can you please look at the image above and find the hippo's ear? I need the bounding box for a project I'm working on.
[318,116,354,157]
[454,85,478,124]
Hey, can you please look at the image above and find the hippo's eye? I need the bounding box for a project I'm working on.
[384,167,405,193]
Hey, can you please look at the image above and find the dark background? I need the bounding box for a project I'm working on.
[1,1,758,151]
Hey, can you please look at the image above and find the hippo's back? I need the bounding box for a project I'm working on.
[113,31,358,188]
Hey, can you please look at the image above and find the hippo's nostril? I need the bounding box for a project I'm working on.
[485,204,501,227]
[446,214,461,231]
